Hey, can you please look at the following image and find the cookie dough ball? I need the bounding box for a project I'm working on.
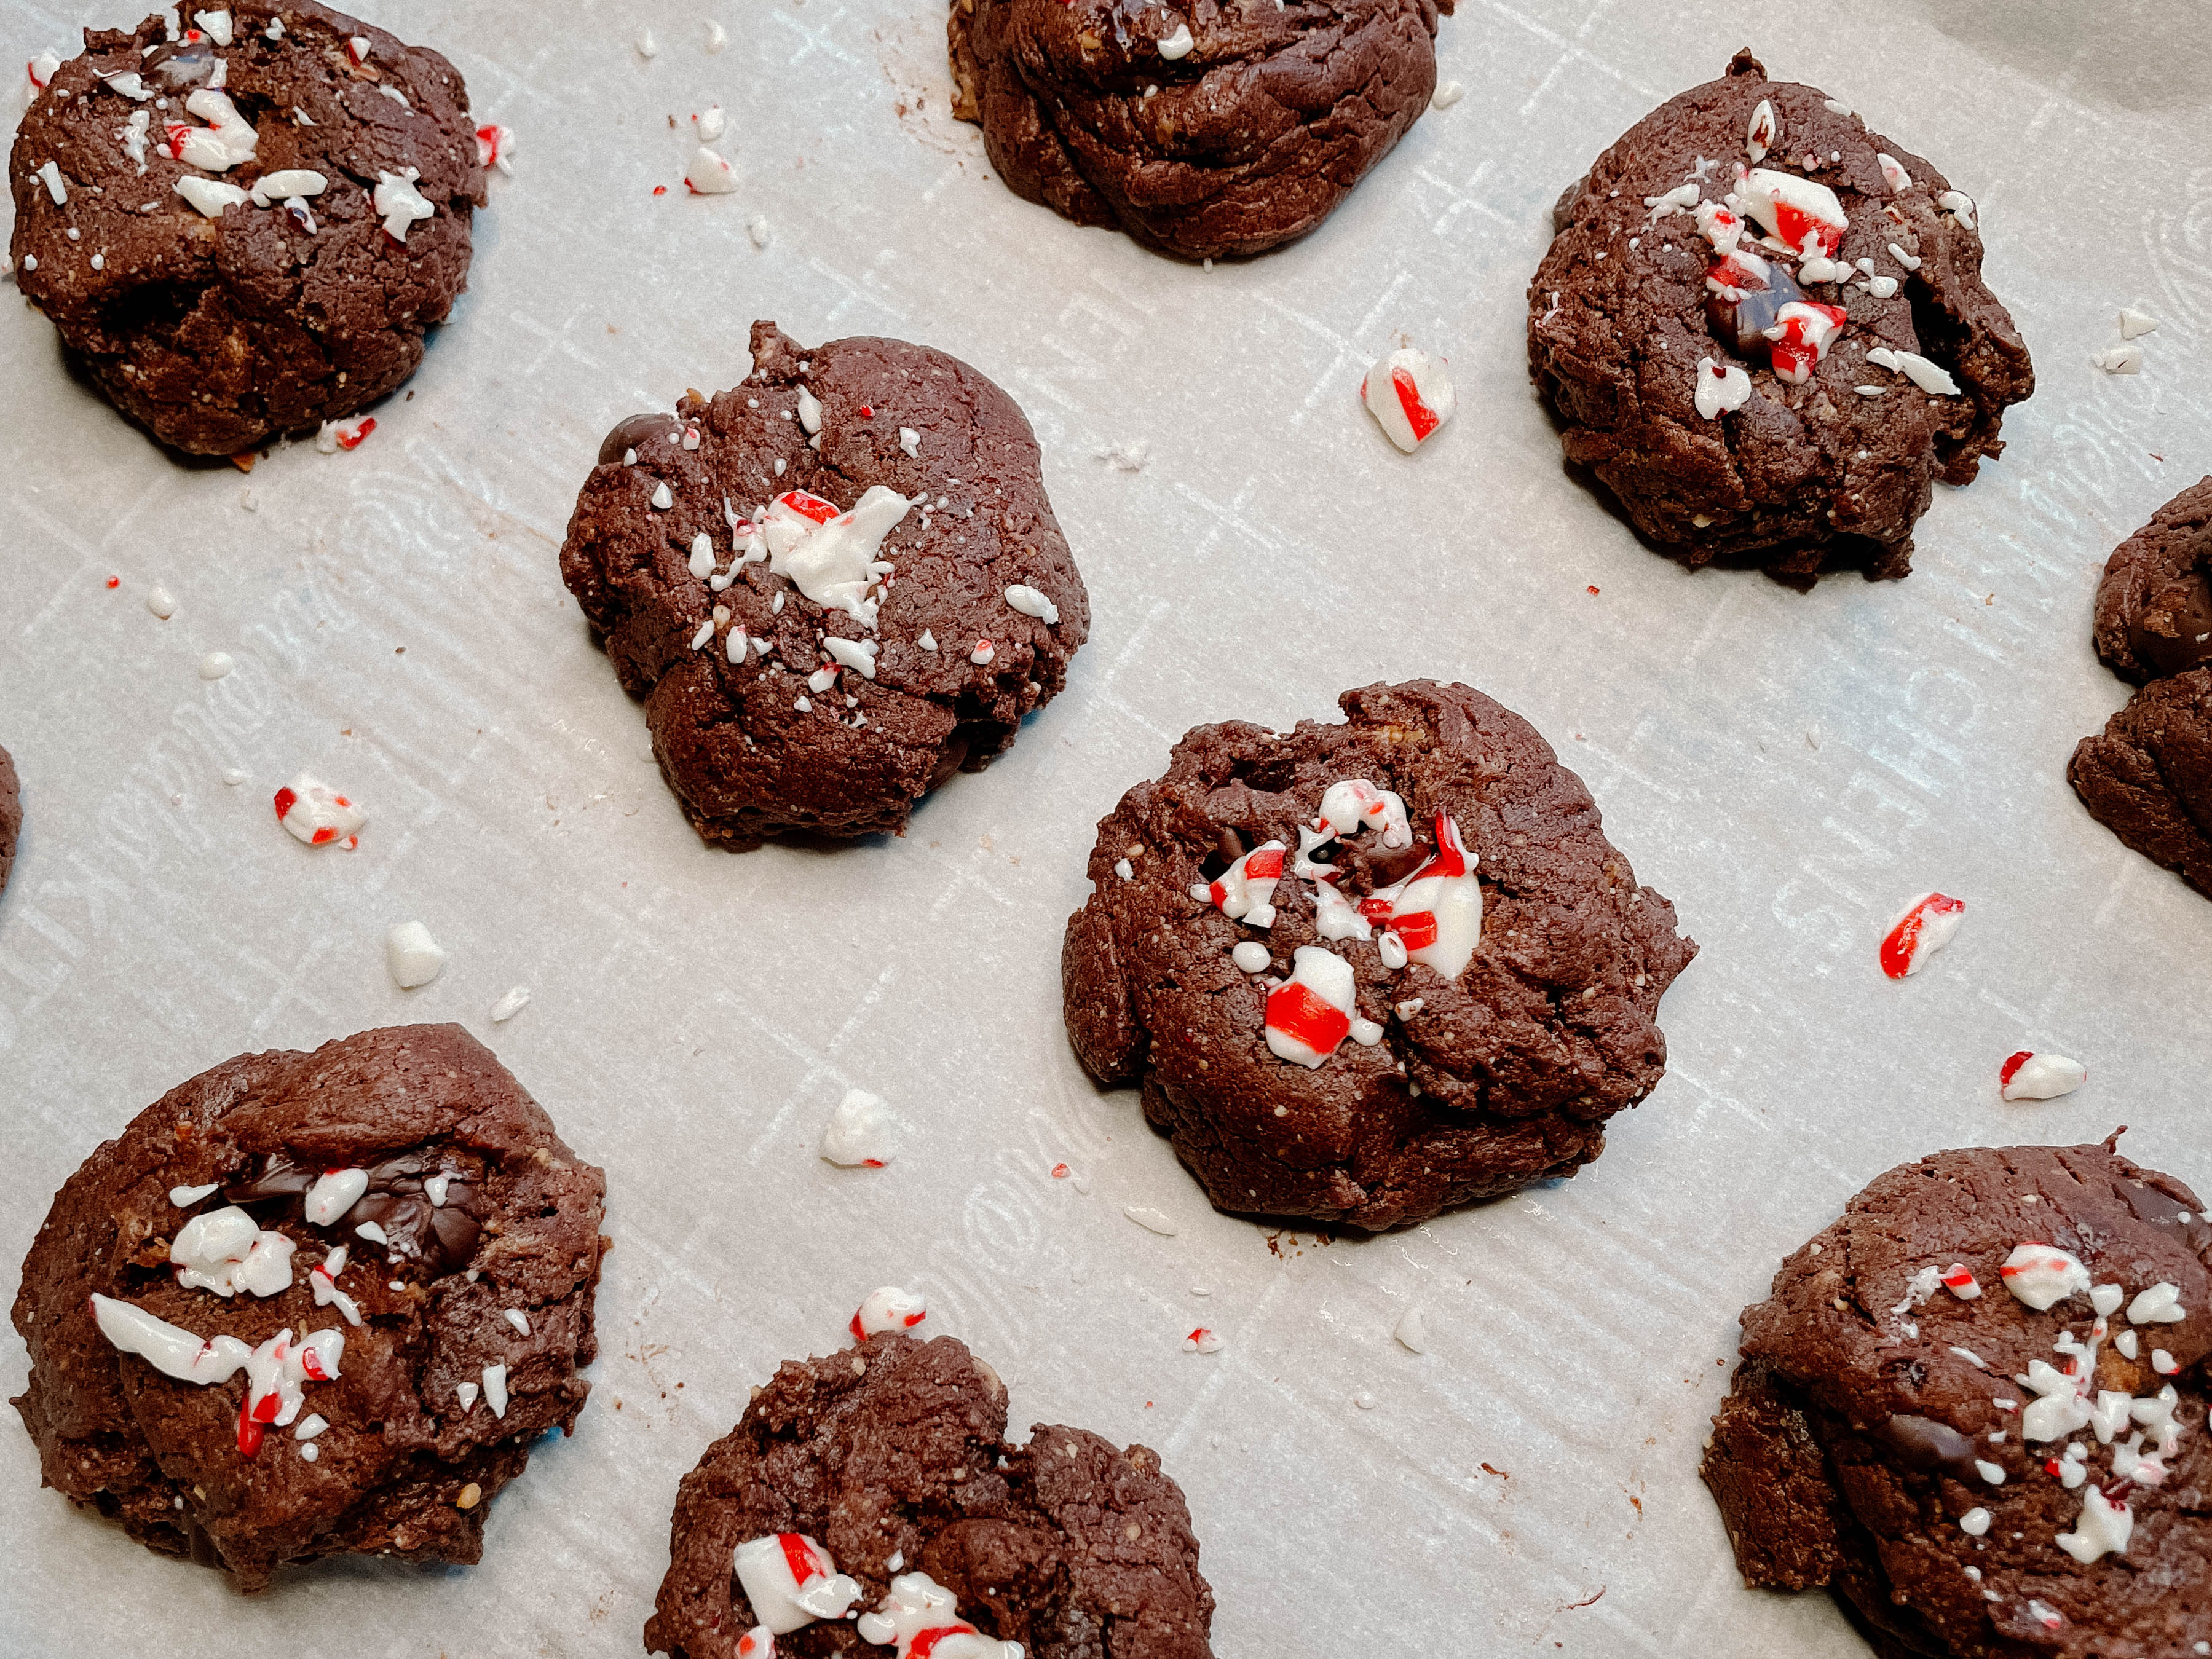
[1528,50,2032,586]
[10,1024,608,1590]
[2092,478,2212,684]
[2070,668,2212,901]
[0,742,18,897]
[949,0,1453,260]
[559,321,1089,849]
[645,1328,1214,1659]
[1060,680,1697,1231]
[9,2,486,456]
[1703,1140,2212,1658]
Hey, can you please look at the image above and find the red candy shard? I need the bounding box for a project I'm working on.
[1999,1050,2032,1087]
[1390,366,1439,443]
[272,786,298,821]
[903,1310,924,1328]
[105,575,120,588]
[775,489,840,524]
[776,1533,818,1586]
[310,827,336,845]
[1587,585,1600,596]
[1266,981,1351,1055]
[848,1311,866,1341]
[1051,1162,1070,1178]
[336,418,374,451]
[1392,911,1439,951]
[1243,847,1284,880]
[237,1393,263,1457]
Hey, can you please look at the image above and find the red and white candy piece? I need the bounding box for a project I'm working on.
[373,167,434,242]
[1183,1326,1223,1354]
[1191,840,1284,928]
[167,87,258,171]
[733,1534,863,1634]
[819,1087,897,1168]
[1314,779,1411,848]
[1879,891,1964,978]
[304,1167,369,1226]
[1999,1052,2087,1102]
[685,146,737,195]
[170,1205,296,1298]
[1764,300,1849,384]
[1360,346,1456,454]
[1265,945,1356,1068]
[855,1572,1021,1659]
[1369,811,1483,980]
[475,124,515,173]
[736,1631,775,1659]
[274,773,366,848]
[2000,1242,2091,1311]
[850,1285,926,1341]
[346,34,371,65]
[759,485,913,625]
[2055,1484,2133,1564]
[26,49,60,103]
[308,1245,362,1326]
[1735,166,1848,278]
[317,415,375,451]
[89,1294,342,1456]
[1940,1263,1981,1301]
[1745,98,1777,162]
[1694,356,1752,419]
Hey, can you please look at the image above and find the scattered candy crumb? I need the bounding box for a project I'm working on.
[1183,1327,1223,1355]
[489,986,531,1023]
[850,1285,926,1341]
[146,585,176,619]
[819,1087,898,1168]
[1394,1307,1428,1354]
[1879,892,1965,978]
[385,921,447,990]
[1123,1205,1179,1236]
[274,773,365,848]
[198,652,234,681]
[1999,1051,2088,1101]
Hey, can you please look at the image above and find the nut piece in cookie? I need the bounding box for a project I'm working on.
[644,1326,1215,1659]
[10,1024,608,1590]
[949,0,1455,259]
[9,2,488,456]
[559,321,1089,849]
[2092,478,2212,685]
[1528,50,2033,586]
[1059,679,1697,1231]
[1703,1140,2212,1658]
[0,741,18,898]
[2070,668,2212,900]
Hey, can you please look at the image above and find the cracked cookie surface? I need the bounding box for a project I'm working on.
[1060,679,1696,1231]
[9,1,484,455]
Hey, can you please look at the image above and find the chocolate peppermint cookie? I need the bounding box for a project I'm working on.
[560,321,1088,849]
[1529,50,2032,585]
[949,0,1453,260]
[10,2,488,456]
[11,1024,607,1590]
[2070,668,2212,901]
[0,741,18,897]
[2092,479,2212,685]
[1060,680,1696,1231]
[1703,1140,2212,1659]
[646,1308,1213,1659]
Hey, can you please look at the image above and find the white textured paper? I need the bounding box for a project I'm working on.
[2,2,2210,1655]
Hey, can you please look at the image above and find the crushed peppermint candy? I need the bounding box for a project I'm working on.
[1361,345,1455,453]
[502,1308,531,1336]
[317,415,375,451]
[1394,1307,1429,1353]
[34,159,66,205]
[1940,1264,1982,1300]
[857,1572,1019,1658]
[685,146,737,194]
[171,1207,296,1298]
[1865,345,1962,395]
[1879,891,1964,977]
[274,774,365,848]
[1192,841,1285,928]
[1156,21,1194,57]
[175,175,250,217]
[968,638,995,666]
[819,1088,897,1167]
[1998,1052,2087,1101]
[1745,98,1776,162]
[169,1183,220,1207]
[1735,167,1848,280]
[735,1534,863,1635]
[1231,940,1271,974]
[1694,357,1752,419]
[1005,583,1059,625]
[475,124,515,173]
[373,168,434,242]
[2128,1281,2184,1323]
[1369,810,1483,979]
[1265,944,1358,1068]
[1183,1327,1223,1354]
[385,920,447,989]
[482,1362,508,1417]
[2000,1243,2091,1310]
[2093,343,2144,376]
[850,1285,927,1341]
[1123,1206,1179,1236]
[90,1294,342,1457]
[2118,307,2160,339]
[2055,1485,2132,1562]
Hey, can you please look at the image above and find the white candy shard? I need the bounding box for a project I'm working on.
[796,387,823,434]
[760,487,913,626]
[198,651,234,680]
[2055,1484,2133,1563]
[168,1183,220,1207]
[1937,189,1977,229]
[685,146,737,195]
[1231,940,1271,973]
[194,10,234,46]
[308,1246,361,1326]
[2094,344,2145,376]
[1875,152,1912,192]
[502,1308,531,1336]
[34,159,66,204]
[1156,21,1194,58]
[1737,168,1847,264]
[851,1285,927,1338]
[248,167,325,205]
[819,1088,898,1167]
[697,104,727,142]
[1361,345,1456,452]
[1745,98,1776,162]
[1394,1307,1429,1354]
[175,88,258,170]
[1374,811,1483,980]
[1123,1206,1180,1236]
[748,214,772,248]
[171,1207,297,1297]
[1005,584,1058,625]
[491,986,531,1023]
[2118,307,2160,339]
[175,175,250,216]
[708,20,729,52]
[1999,1052,2087,1101]
[824,636,878,679]
[385,921,447,989]
[373,167,434,242]
[1431,79,1463,109]
[482,1362,508,1417]
[734,1534,864,1635]
[1959,1507,1991,1535]
[2001,1243,2091,1310]
[303,1168,369,1227]
[456,1379,479,1412]
[898,426,921,457]
[1694,356,1752,419]
[2128,1282,2185,1324]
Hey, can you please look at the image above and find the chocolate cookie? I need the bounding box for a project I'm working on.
[559,321,1089,849]
[949,0,1453,260]
[9,2,486,456]
[11,1024,607,1590]
[646,1325,1213,1659]
[2069,668,2212,901]
[1702,1140,2212,1659]
[0,741,18,897]
[2092,479,2212,685]
[1528,50,2033,585]
[1059,680,1696,1231]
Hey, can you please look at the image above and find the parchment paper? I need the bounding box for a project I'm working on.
[2,0,2210,1652]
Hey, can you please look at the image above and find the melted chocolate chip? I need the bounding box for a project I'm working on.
[1707,260,1807,358]
[226,1151,482,1275]
[597,412,680,466]
[1874,1413,1983,1483]
[143,39,216,90]
[2130,559,2212,679]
